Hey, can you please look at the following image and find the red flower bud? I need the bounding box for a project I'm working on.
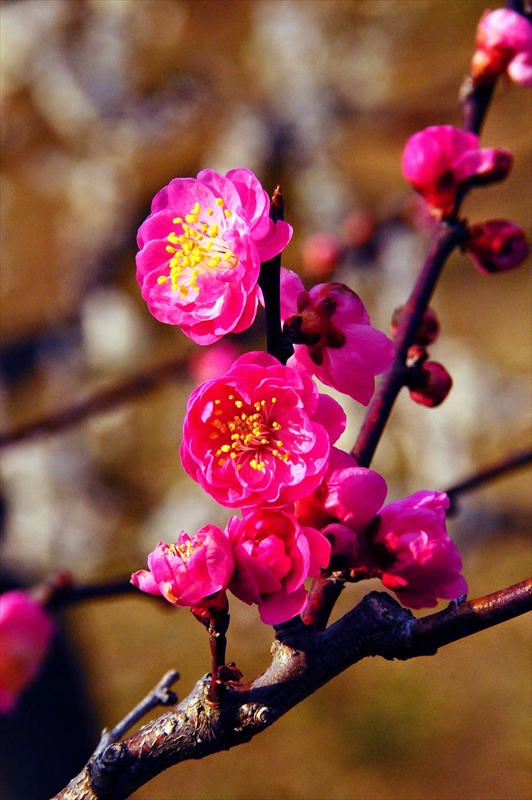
[392,306,440,346]
[466,220,529,274]
[408,361,452,408]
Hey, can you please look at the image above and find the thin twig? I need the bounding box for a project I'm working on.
[0,354,189,448]
[258,187,293,365]
[352,222,467,468]
[94,670,179,755]
[446,448,532,514]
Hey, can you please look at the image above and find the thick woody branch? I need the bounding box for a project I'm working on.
[54,579,531,800]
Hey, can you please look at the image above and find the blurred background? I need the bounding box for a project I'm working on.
[0,1,530,798]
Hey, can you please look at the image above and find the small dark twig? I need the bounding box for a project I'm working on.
[258,187,293,365]
[0,354,189,448]
[352,222,467,469]
[94,670,179,755]
[446,448,532,514]
[43,577,140,609]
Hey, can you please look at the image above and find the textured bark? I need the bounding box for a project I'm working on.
[55,580,532,800]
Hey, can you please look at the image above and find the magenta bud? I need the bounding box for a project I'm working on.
[472,9,532,88]
[466,220,529,274]
[463,148,513,188]
[409,361,453,407]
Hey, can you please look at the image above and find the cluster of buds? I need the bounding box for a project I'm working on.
[392,306,452,408]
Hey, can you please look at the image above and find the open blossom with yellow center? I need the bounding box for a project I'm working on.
[136,169,292,345]
[131,526,234,608]
[180,352,346,509]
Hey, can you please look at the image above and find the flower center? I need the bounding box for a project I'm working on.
[166,540,195,561]
[208,395,290,471]
[157,198,240,299]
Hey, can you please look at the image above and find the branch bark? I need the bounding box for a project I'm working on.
[0,354,189,449]
[54,578,532,800]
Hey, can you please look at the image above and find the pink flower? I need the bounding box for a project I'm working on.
[296,456,467,609]
[0,590,55,714]
[466,219,529,274]
[402,126,512,218]
[189,341,241,384]
[226,509,331,624]
[136,168,292,344]
[296,447,387,532]
[472,9,532,87]
[280,269,394,405]
[180,351,346,509]
[131,525,234,608]
[373,491,468,609]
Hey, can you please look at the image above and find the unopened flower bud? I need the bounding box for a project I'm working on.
[391,306,440,346]
[406,344,428,367]
[408,361,452,407]
[402,126,512,218]
[302,232,344,280]
[472,9,532,88]
[466,220,529,274]
[462,148,513,189]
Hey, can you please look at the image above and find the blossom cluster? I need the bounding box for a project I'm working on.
[130,15,530,623]
[132,159,469,624]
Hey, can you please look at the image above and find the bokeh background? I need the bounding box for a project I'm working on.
[0,1,530,798]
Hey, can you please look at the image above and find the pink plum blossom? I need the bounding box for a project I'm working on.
[373,491,468,608]
[226,509,331,624]
[180,351,346,509]
[466,219,529,274]
[472,9,532,87]
[0,590,55,714]
[131,525,234,608]
[136,169,292,344]
[280,269,394,405]
[296,454,467,609]
[402,126,512,218]
[296,447,387,533]
[189,341,241,384]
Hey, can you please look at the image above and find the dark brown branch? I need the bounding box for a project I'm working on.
[258,187,293,365]
[44,578,140,610]
[54,579,532,800]
[352,221,467,468]
[446,448,532,514]
[0,354,189,448]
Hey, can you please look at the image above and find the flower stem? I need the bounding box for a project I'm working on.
[352,222,466,468]
[258,187,293,365]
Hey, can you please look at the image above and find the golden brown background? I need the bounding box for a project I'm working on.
[0,1,530,798]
